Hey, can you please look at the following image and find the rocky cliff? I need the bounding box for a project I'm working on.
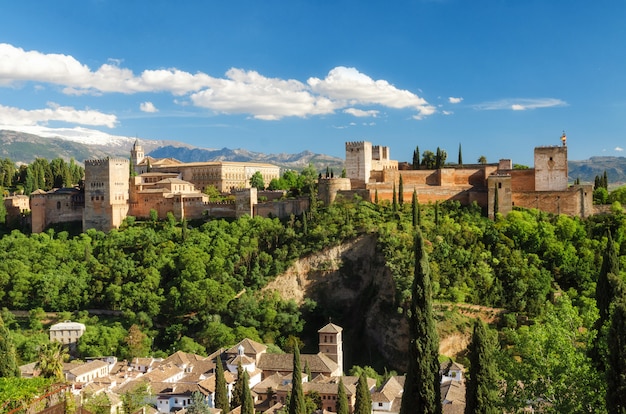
[264,234,411,371]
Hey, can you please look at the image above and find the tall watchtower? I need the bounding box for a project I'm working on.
[534,134,568,191]
[318,322,343,375]
[130,140,145,176]
[345,141,372,186]
[83,158,130,232]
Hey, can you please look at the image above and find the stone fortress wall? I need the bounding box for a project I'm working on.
[317,136,593,219]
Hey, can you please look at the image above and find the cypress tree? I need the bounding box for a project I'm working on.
[607,297,626,413]
[434,201,439,228]
[354,372,372,414]
[305,360,312,381]
[435,147,442,169]
[375,189,379,204]
[413,146,420,170]
[597,231,620,325]
[458,143,463,166]
[393,183,398,212]
[214,357,229,410]
[289,345,306,414]
[231,363,244,410]
[399,175,404,206]
[400,230,441,414]
[0,315,20,377]
[336,377,349,414]
[493,183,499,218]
[464,320,499,414]
[241,369,255,414]
[603,170,609,189]
[412,189,418,228]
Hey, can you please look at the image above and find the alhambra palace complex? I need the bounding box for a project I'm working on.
[7,134,593,233]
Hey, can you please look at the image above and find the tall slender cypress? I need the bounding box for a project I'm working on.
[413,146,420,169]
[393,183,398,212]
[354,372,372,414]
[289,346,306,414]
[400,230,441,414]
[464,320,499,414]
[607,297,626,413]
[241,369,255,414]
[214,357,229,410]
[231,363,244,410]
[336,377,349,414]
[399,175,404,206]
[597,231,620,324]
[375,189,379,204]
[412,189,418,228]
[493,183,499,218]
[458,143,463,167]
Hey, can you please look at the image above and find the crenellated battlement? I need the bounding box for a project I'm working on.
[85,158,130,166]
[345,141,366,149]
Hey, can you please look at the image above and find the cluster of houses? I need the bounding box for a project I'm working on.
[20,321,465,413]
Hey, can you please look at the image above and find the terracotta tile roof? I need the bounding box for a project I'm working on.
[317,323,343,333]
[262,402,284,414]
[68,360,108,377]
[226,338,268,356]
[440,380,466,405]
[143,364,184,382]
[257,353,338,375]
[229,355,256,367]
[371,376,404,403]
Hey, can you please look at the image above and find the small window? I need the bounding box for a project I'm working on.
[57,201,61,209]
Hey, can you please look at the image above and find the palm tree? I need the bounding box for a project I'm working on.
[36,341,68,381]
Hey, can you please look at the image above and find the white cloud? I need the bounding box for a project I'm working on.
[140,101,158,113]
[615,147,624,152]
[190,68,336,120]
[344,108,379,118]
[474,98,567,111]
[308,67,435,119]
[0,43,437,121]
[0,103,117,127]
[442,110,453,115]
[448,97,463,104]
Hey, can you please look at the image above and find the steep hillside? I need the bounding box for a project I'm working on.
[569,156,626,184]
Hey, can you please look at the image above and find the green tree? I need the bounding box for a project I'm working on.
[231,363,244,410]
[606,297,626,412]
[392,183,398,212]
[422,151,436,169]
[35,341,67,381]
[336,377,349,414]
[0,315,20,377]
[412,189,419,228]
[250,171,265,190]
[354,372,372,414]
[413,146,420,169]
[464,320,499,414]
[188,391,211,414]
[400,231,441,414]
[289,345,306,414]
[458,143,463,166]
[0,190,6,224]
[478,155,487,165]
[399,175,404,206]
[493,183,499,218]
[121,382,150,414]
[214,357,229,410]
[241,369,255,414]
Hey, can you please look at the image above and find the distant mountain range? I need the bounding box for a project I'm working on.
[0,129,344,172]
[2,129,625,184]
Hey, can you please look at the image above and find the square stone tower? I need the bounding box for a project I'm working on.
[318,322,343,375]
[534,145,568,191]
[345,141,373,186]
[83,158,130,232]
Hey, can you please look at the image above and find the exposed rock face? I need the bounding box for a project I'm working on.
[264,234,411,371]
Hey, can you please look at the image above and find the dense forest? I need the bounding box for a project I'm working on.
[2,166,626,411]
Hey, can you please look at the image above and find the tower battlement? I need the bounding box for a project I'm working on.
[85,158,129,166]
[345,141,367,149]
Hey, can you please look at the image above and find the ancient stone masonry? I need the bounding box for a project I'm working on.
[319,136,593,219]
[83,158,130,232]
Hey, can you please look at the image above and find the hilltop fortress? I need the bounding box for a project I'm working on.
[319,134,593,219]
[9,135,593,234]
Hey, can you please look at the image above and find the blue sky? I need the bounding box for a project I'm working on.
[1,1,625,166]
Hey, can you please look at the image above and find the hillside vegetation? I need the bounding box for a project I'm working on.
[1,196,623,411]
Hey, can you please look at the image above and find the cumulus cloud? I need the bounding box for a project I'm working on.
[308,67,435,119]
[140,101,158,113]
[474,98,567,111]
[190,68,336,120]
[0,103,117,127]
[448,97,463,104]
[0,43,437,121]
[344,108,379,118]
[616,147,624,152]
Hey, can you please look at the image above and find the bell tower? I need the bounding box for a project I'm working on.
[130,139,145,176]
[318,323,343,375]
